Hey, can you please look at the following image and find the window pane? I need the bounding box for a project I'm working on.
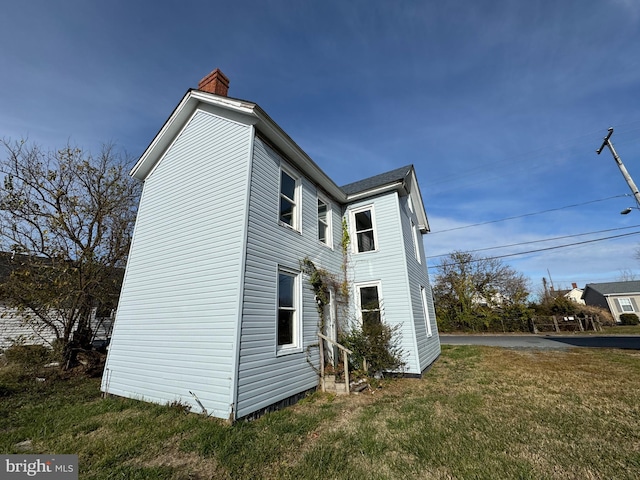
[278,310,294,345]
[279,273,294,307]
[318,222,327,242]
[362,310,381,326]
[357,230,375,252]
[281,171,296,200]
[280,198,294,225]
[318,200,327,220]
[355,211,372,231]
[360,287,379,310]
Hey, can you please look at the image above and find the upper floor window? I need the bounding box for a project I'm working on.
[279,168,299,230]
[277,268,300,351]
[317,196,332,247]
[351,206,377,253]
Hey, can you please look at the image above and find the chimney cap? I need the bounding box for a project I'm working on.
[198,68,230,97]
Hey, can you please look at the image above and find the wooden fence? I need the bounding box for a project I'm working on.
[531,315,602,334]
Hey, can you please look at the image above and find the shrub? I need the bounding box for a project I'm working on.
[4,344,51,368]
[619,313,639,325]
[339,321,405,376]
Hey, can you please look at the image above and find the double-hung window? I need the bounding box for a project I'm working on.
[317,196,332,247]
[618,298,635,313]
[356,283,382,328]
[421,286,433,337]
[277,268,299,351]
[279,168,299,230]
[351,206,377,253]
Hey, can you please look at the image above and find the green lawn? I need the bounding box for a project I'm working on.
[2,345,640,479]
[601,324,640,335]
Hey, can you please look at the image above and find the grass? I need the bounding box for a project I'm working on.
[600,324,640,335]
[2,345,640,479]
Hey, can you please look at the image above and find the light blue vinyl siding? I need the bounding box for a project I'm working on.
[399,196,440,371]
[346,192,440,375]
[236,136,343,418]
[102,110,253,419]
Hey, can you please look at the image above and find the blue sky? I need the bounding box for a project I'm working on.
[2,0,640,293]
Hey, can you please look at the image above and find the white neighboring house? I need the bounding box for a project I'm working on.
[563,284,585,305]
[102,69,441,421]
[0,253,117,351]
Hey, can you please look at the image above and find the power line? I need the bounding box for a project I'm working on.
[427,224,640,258]
[432,230,640,268]
[429,194,630,234]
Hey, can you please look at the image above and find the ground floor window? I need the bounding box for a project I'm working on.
[421,286,433,337]
[618,298,635,312]
[277,268,299,349]
[356,283,382,327]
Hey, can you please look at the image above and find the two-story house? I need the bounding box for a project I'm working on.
[102,69,440,421]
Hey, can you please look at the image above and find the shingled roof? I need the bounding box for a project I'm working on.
[584,281,640,295]
[340,165,413,195]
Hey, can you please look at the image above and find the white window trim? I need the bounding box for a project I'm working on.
[349,205,379,254]
[276,266,302,355]
[317,193,333,248]
[355,281,384,326]
[421,286,433,337]
[619,298,635,313]
[279,165,301,232]
[411,219,422,264]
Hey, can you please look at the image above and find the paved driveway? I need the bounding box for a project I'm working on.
[440,334,640,350]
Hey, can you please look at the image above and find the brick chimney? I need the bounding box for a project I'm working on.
[572,282,578,289]
[198,68,229,96]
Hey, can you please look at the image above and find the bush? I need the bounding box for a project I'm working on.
[619,313,639,325]
[4,344,51,368]
[339,321,405,376]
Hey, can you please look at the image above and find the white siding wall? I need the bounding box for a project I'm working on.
[398,196,440,372]
[346,193,440,375]
[236,136,343,418]
[102,110,253,419]
[0,307,58,350]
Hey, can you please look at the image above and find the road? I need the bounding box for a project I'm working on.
[439,334,640,350]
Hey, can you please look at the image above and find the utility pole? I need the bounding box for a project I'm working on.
[596,127,640,209]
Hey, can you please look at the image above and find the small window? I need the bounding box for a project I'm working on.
[619,298,635,312]
[421,286,433,337]
[279,169,298,229]
[411,220,422,264]
[277,269,299,349]
[351,207,377,253]
[357,284,382,327]
[318,197,332,246]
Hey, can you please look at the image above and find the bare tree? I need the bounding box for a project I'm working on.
[433,251,530,331]
[0,139,140,360]
[617,268,637,282]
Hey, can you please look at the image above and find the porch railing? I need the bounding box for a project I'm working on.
[318,332,353,394]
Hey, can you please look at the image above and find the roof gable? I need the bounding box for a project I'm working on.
[340,165,413,195]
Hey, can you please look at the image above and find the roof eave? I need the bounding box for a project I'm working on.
[131,90,347,202]
[345,168,430,233]
[252,105,347,202]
